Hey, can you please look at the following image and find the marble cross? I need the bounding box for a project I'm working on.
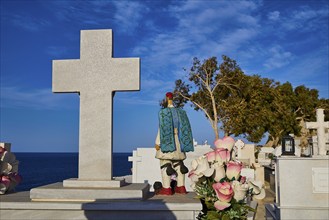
[306,109,329,156]
[128,151,142,183]
[53,30,140,185]
[235,139,245,158]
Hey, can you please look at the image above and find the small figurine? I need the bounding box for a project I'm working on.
[154,92,194,195]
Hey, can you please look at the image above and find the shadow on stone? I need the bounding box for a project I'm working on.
[82,197,177,220]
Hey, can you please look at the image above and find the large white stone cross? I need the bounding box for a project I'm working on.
[52,30,140,186]
[306,109,329,156]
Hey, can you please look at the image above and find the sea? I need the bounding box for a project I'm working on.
[14,153,132,192]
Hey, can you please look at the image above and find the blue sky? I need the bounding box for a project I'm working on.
[1,0,328,152]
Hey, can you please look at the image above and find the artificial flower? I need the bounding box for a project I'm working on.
[213,163,225,182]
[232,180,249,201]
[214,136,235,151]
[214,200,231,211]
[215,148,230,163]
[226,161,243,180]
[205,150,216,163]
[212,181,234,203]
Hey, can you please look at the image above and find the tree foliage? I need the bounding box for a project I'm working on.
[169,55,329,146]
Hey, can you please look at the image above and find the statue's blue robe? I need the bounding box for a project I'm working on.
[159,108,194,153]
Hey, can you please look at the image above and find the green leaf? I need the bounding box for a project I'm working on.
[222,214,230,220]
[206,211,220,220]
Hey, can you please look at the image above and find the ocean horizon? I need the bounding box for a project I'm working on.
[14,152,132,192]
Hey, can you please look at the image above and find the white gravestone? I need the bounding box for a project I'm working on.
[234,140,255,167]
[53,29,140,187]
[235,139,244,159]
[129,145,213,192]
[306,109,329,156]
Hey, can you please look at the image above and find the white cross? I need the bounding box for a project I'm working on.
[128,150,142,183]
[53,29,140,181]
[235,139,245,158]
[306,109,329,156]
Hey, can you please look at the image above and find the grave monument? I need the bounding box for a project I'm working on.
[266,108,329,219]
[306,108,329,156]
[30,29,150,201]
[0,29,202,219]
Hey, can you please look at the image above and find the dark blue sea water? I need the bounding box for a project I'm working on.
[14,153,132,191]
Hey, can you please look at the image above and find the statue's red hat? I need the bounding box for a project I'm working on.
[166,92,173,99]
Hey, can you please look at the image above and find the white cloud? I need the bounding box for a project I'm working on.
[8,14,50,31]
[112,1,148,33]
[0,87,78,110]
[281,6,328,32]
[263,46,293,69]
[216,28,259,55]
[132,0,262,82]
[267,11,280,21]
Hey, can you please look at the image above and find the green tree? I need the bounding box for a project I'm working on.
[172,56,246,139]
[171,55,328,146]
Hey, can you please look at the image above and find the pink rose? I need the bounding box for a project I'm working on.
[226,161,243,180]
[213,163,226,182]
[212,182,234,203]
[214,200,231,211]
[215,148,230,163]
[205,151,216,163]
[232,180,249,201]
[214,136,235,152]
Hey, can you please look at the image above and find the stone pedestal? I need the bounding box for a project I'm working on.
[271,156,329,219]
[0,191,202,220]
[30,182,150,201]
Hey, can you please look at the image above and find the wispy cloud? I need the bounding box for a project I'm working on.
[0,87,78,110]
[133,0,262,80]
[46,46,69,58]
[263,46,293,69]
[267,11,280,21]
[112,1,148,33]
[7,14,50,32]
[277,6,328,33]
[43,1,147,34]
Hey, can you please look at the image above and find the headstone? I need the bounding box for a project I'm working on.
[52,29,140,187]
[129,144,213,192]
[308,134,329,156]
[272,157,329,219]
[235,140,255,167]
[305,109,329,156]
[30,29,149,201]
[258,147,274,166]
[240,168,255,180]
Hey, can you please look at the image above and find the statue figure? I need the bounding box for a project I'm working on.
[154,92,194,195]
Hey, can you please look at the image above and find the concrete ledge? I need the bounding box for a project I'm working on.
[63,178,124,188]
[30,182,150,201]
[0,190,202,220]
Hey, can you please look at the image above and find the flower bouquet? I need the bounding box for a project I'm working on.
[188,137,265,220]
[0,147,22,194]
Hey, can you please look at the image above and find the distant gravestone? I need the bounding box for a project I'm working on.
[306,109,329,156]
[53,29,140,187]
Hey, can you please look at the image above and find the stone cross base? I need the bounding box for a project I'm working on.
[30,182,150,201]
[1,190,202,220]
[63,178,124,188]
